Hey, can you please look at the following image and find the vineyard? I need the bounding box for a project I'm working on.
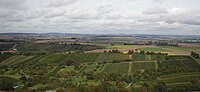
[102,63,129,74]
[80,64,103,73]
[150,72,200,84]
[0,53,130,66]
[161,56,200,70]
[95,53,129,62]
[0,53,200,91]
[132,61,158,73]
[132,54,157,61]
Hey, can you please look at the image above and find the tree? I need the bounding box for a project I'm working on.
[121,75,132,83]
[140,51,145,55]
[19,75,27,82]
[191,51,200,59]
[56,88,66,92]
[95,81,114,92]
[65,59,76,66]
[77,84,88,92]
[154,82,167,92]
[86,71,95,80]
[128,50,134,54]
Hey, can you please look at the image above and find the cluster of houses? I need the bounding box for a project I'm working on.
[0,49,17,54]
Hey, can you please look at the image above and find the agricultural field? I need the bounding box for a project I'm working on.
[0,53,130,66]
[0,55,12,63]
[0,52,200,91]
[138,47,166,52]
[160,46,200,52]
[95,53,129,62]
[132,54,157,61]
[160,56,200,71]
[0,55,35,66]
[86,43,198,55]
[149,72,200,84]
[106,45,136,49]
[94,44,200,55]
[102,63,129,74]
[79,64,104,73]
[132,61,158,73]
[16,42,103,53]
[84,41,112,47]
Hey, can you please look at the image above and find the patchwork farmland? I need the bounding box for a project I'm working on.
[0,52,200,91]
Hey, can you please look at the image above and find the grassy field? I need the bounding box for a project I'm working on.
[159,46,200,55]
[138,47,166,52]
[107,45,136,49]
[102,63,129,74]
[132,61,158,73]
[160,46,200,52]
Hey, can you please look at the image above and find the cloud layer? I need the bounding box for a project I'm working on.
[0,0,200,35]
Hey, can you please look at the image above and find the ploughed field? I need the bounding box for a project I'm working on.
[0,53,200,91]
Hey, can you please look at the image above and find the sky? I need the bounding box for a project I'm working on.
[0,0,200,35]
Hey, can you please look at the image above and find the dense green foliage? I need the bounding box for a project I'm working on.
[16,43,103,53]
[191,51,200,59]
[0,44,14,51]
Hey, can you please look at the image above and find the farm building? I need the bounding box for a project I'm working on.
[0,49,17,54]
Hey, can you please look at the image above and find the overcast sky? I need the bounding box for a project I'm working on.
[0,0,200,35]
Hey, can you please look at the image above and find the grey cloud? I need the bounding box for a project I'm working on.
[44,9,67,18]
[0,0,26,9]
[164,11,200,25]
[0,8,17,18]
[65,10,102,20]
[143,7,168,15]
[44,0,78,8]
[97,5,113,14]
[140,8,200,26]
[0,0,200,35]
[153,0,165,2]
